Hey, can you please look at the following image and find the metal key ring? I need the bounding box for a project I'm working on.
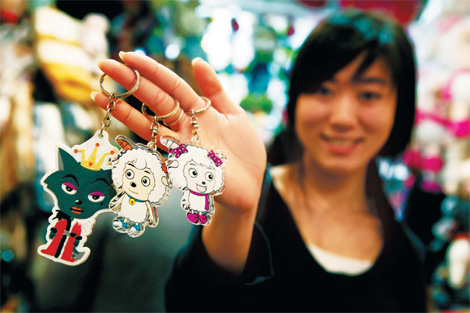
[100,68,141,99]
[141,97,180,121]
[184,97,211,116]
[164,109,184,126]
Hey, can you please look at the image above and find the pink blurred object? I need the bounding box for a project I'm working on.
[338,0,421,25]
[298,0,327,8]
[416,109,449,127]
[422,180,442,192]
[403,149,422,169]
[448,119,470,138]
[422,156,444,172]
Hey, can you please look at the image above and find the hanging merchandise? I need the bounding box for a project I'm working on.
[109,101,173,238]
[37,69,141,265]
[407,6,470,310]
[0,18,35,199]
[240,23,276,115]
[160,97,225,226]
[33,6,108,106]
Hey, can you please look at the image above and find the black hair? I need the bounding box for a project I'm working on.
[268,10,416,165]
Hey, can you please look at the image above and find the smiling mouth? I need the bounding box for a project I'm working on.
[70,206,83,214]
[196,184,207,193]
[321,134,363,146]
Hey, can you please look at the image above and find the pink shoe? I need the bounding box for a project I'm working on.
[186,213,200,224]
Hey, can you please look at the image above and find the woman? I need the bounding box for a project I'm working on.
[92,10,426,312]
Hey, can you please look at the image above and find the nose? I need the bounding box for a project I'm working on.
[131,182,137,188]
[75,199,82,205]
[201,181,206,185]
[329,94,357,131]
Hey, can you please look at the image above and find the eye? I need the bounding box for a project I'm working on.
[314,85,332,96]
[88,192,105,203]
[125,169,134,179]
[142,176,150,187]
[189,168,198,178]
[205,172,214,181]
[359,91,381,101]
[61,182,77,195]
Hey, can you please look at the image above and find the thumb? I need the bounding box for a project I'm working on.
[192,58,239,114]
[192,57,223,97]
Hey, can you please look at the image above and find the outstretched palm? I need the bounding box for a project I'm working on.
[93,52,266,214]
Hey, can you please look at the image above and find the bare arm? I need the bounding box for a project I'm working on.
[92,52,266,274]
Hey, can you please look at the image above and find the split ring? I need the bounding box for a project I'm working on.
[141,97,180,121]
[185,97,211,116]
[100,68,141,99]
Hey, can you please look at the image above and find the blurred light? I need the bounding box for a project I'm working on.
[394,164,410,180]
[195,4,212,18]
[265,14,288,33]
[165,43,180,60]
[133,48,147,56]
[2,250,14,262]
[378,159,391,178]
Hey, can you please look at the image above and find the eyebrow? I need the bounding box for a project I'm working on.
[144,170,151,174]
[63,174,79,186]
[92,178,110,186]
[325,77,388,85]
[127,163,136,168]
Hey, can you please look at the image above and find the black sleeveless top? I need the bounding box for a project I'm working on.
[166,182,427,312]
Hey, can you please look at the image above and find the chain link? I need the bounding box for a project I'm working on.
[148,121,160,150]
[190,112,199,144]
[99,98,117,136]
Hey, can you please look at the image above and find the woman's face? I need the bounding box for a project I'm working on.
[295,54,397,175]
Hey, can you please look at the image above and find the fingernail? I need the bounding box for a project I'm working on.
[192,57,202,66]
[119,51,126,60]
[90,91,98,101]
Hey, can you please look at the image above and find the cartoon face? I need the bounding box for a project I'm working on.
[44,148,116,219]
[184,161,216,194]
[121,163,156,200]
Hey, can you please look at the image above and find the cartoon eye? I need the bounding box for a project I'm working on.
[88,191,105,203]
[62,182,77,195]
[125,169,135,179]
[205,172,214,181]
[189,168,198,178]
[142,176,150,187]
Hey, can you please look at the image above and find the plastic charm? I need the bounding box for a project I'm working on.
[38,130,118,265]
[110,136,170,237]
[161,136,225,226]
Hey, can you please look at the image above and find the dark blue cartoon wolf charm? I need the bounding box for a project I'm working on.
[38,131,117,265]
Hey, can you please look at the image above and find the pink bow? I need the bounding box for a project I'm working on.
[169,144,188,158]
[208,150,223,167]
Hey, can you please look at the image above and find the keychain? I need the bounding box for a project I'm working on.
[108,100,176,237]
[37,69,140,265]
[160,97,226,226]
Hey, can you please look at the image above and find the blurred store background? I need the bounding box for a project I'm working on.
[0,0,469,312]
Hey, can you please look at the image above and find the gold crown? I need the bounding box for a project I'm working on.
[74,143,114,171]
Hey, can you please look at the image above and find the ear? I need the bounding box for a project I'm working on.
[58,147,79,170]
[160,136,180,150]
[161,176,169,186]
[116,135,136,150]
[167,160,179,169]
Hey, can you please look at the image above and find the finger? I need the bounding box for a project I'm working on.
[98,59,189,130]
[119,51,207,112]
[192,57,242,115]
[92,91,179,152]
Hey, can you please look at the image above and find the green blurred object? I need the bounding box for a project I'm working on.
[240,93,273,114]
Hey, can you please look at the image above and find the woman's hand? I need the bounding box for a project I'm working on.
[92,51,266,218]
